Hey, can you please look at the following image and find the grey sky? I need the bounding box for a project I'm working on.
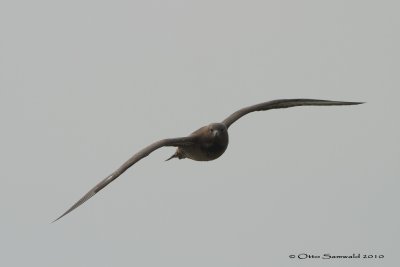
[0,0,398,266]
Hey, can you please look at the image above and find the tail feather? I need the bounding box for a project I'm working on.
[165,153,177,161]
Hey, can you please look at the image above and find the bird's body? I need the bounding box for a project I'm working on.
[168,123,229,161]
[53,99,363,222]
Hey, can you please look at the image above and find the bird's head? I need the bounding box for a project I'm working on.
[206,123,228,139]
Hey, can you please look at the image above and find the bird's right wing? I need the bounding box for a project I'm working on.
[53,136,196,222]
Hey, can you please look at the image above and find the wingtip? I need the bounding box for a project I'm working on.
[51,213,66,223]
[335,100,364,105]
[335,101,365,106]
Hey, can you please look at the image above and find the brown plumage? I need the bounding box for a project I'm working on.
[53,99,363,222]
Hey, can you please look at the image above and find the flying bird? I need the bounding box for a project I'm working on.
[53,99,363,222]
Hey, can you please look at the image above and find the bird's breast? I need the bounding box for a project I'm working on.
[182,135,229,161]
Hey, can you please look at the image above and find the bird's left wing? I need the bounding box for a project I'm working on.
[53,136,195,222]
[222,99,364,128]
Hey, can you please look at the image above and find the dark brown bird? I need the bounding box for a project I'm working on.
[53,99,363,222]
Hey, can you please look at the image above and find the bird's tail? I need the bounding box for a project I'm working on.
[165,152,178,161]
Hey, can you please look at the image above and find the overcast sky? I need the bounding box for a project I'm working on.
[0,0,399,266]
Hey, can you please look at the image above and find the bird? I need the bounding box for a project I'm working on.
[53,98,363,222]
